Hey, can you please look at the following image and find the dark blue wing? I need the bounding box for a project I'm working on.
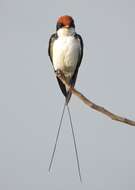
[48,33,57,63]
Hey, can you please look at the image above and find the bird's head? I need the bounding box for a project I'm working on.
[56,15,75,31]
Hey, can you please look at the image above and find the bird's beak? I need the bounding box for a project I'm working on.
[64,25,70,28]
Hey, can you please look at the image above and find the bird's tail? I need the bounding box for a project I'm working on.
[66,105,82,182]
[48,100,66,172]
[66,91,72,104]
[49,98,82,182]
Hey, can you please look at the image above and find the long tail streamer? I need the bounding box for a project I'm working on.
[67,105,82,182]
[49,100,82,182]
[48,101,66,171]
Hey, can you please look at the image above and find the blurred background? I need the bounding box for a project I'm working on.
[0,0,135,189]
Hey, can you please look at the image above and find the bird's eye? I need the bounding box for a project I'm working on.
[56,23,63,30]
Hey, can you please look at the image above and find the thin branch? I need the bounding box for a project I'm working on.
[56,70,135,127]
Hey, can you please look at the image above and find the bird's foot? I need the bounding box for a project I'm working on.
[55,69,62,78]
[55,69,66,81]
[55,69,67,85]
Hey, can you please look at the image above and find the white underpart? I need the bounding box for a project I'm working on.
[52,27,81,83]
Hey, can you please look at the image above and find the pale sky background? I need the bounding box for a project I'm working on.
[0,0,135,189]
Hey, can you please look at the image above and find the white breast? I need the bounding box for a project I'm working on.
[52,30,80,82]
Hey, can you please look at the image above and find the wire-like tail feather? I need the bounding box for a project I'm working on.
[67,105,82,182]
[49,98,82,182]
[48,101,66,172]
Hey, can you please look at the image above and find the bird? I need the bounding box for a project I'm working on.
[48,15,83,182]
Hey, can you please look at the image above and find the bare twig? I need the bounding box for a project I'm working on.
[56,70,135,127]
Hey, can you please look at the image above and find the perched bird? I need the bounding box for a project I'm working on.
[48,15,83,182]
[48,15,83,103]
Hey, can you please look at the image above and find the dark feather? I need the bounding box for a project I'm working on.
[56,77,67,97]
[48,33,58,64]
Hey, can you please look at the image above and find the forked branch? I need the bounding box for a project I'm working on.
[56,70,135,127]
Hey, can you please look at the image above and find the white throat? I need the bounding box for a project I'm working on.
[57,27,75,37]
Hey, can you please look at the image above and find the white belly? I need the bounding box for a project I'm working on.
[52,35,80,82]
